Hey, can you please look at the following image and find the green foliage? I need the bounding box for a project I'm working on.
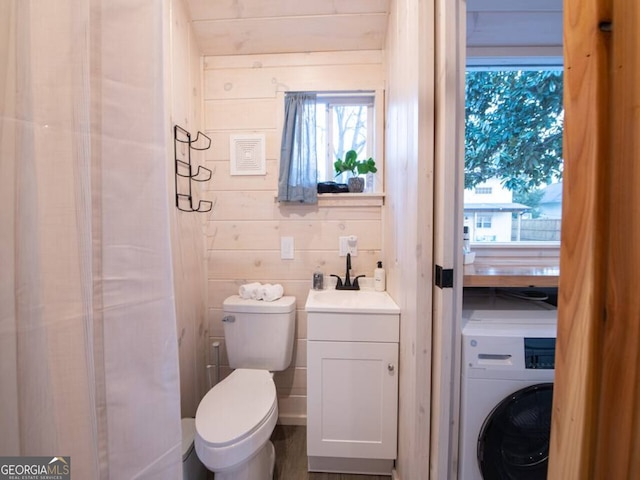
[513,188,545,218]
[465,70,564,195]
[334,149,377,176]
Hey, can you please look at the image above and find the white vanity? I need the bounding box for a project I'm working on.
[305,289,400,475]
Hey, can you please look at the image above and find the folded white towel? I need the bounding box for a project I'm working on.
[254,283,270,301]
[261,283,284,302]
[239,282,261,299]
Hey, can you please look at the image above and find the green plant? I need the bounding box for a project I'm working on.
[334,150,377,177]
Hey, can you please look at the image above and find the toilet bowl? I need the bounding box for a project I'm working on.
[194,295,296,480]
[195,369,278,478]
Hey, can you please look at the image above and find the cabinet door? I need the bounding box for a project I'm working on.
[307,341,398,459]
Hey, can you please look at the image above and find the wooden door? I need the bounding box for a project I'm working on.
[549,0,640,478]
[430,0,466,477]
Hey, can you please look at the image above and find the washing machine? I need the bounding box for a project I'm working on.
[459,292,557,480]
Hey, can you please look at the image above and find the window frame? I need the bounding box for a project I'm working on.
[276,89,385,206]
[464,61,564,250]
[316,92,376,184]
[475,214,493,229]
[310,90,385,200]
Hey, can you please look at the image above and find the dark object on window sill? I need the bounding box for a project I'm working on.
[317,182,349,194]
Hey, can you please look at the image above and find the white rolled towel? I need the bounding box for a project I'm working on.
[261,283,284,302]
[254,283,270,301]
[239,282,261,299]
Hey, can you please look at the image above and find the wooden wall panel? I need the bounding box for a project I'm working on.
[204,64,385,100]
[206,192,383,222]
[203,50,385,423]
[208,220,382,251]
[168,0,208,419]
[204,98,277,130]
[550,0,640,478]
[384,0,435,478]
[207,251,380,281]
[188,0,389,21]
[192,15,387,56]
[548,0,610,476]
[203,160,280,191]
[594,0,640,476]
[204,50,384,70]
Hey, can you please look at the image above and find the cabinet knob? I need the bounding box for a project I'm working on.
[388,363,395,372]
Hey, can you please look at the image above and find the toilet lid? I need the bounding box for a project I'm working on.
[196,369,276,447]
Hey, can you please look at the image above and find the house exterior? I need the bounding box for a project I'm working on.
[539,182,563,218]
[463,178,530,242]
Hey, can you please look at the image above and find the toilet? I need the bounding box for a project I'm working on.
[194,295,296,480]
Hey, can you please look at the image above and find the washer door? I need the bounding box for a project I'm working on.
[477,383,553,480]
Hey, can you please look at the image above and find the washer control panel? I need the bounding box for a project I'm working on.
[524,337,556,369]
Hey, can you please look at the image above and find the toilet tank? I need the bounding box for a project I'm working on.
[222,295,296,371]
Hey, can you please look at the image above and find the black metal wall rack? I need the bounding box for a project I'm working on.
[174,124,213,213]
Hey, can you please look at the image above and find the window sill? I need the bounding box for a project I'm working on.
[275,193,385,207]
[463,243,560,287]
[317,192,384,207]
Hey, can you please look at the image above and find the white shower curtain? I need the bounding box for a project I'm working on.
[0,1,182,478]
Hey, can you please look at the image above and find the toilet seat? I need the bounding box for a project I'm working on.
[195,369,278,471]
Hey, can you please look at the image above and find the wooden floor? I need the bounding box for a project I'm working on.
[271,425,391,480]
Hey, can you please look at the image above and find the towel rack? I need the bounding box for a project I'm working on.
[174,124,213,213]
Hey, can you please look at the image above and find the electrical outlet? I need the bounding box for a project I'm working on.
[339,236,358,257]
[281,236,294,259]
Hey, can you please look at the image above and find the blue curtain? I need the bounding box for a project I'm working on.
[278,93,318,203]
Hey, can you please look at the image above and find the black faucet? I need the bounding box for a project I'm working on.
[331,253,365,290]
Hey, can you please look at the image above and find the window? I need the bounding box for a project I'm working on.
[315,93,375,184]
[476,215,492,229]
[278,91,380,204]
[464,68,564,244]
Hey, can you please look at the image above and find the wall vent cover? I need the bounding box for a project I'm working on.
[230,134,266,176]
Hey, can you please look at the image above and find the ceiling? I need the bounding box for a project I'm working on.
[185,0,562,57]
[185,0,391,56]
[467,0,563,51]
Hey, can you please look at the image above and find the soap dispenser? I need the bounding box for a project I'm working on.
[374,261,386,292]
[312,267,324,290]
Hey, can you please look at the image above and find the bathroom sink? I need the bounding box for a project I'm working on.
[305,289,400,314]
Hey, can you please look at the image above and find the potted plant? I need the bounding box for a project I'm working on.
[333,150,377,193]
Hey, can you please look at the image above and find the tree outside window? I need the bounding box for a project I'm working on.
[316,95,374,184]
[464,69,564,242]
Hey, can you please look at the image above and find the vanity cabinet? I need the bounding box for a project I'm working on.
[306,311,399,475]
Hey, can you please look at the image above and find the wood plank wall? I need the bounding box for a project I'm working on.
[169,0,209,419]
[201,51,385,423]
[550,0,640,477]
[384,0,435,477]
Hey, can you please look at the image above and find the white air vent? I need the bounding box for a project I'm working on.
[230,134,266,176]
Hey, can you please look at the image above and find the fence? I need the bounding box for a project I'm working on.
[513,218,562,241]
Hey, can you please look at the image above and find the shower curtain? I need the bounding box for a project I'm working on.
[0,1,182,478]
